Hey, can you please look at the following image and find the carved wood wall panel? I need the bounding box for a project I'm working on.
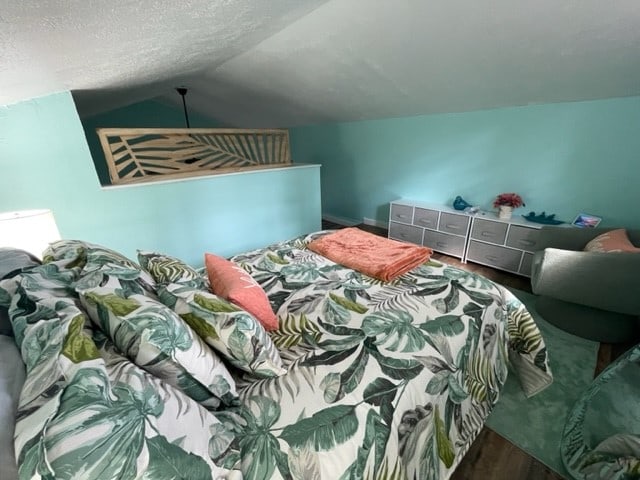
[97,128,292,185]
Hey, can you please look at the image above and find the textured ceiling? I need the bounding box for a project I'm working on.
[3,0,640,126]
[0,0,328,114]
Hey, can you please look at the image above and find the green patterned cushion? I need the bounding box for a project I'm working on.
[79,272,238,409]
[137,250,205,288]
[3,251,242,479]
[44,240,142,272]
[89,332,243,475]
[0,260,79,348]
[158,283,285,378]
[45,240,157,297]
[85,245,156,295]
[43,239,87,270]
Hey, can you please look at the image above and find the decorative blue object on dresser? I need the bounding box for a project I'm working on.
[523,212,565,225]
[453,195,473,211]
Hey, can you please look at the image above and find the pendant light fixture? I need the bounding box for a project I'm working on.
[176,87,191,128]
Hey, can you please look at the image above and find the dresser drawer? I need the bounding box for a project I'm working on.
[467,241,522,272]
[506,225,541,253]
[470,219,508,244]
[390,204,414,224]
[423,230,465,258]
[519,252,534,277]
[389,221,423,245]
[438,213,470,235]
[413,207,439,229]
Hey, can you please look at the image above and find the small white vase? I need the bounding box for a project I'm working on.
[498,206,513,220]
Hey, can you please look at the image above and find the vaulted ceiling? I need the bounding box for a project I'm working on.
[3,0,640,126]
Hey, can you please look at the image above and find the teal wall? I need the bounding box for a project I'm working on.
[290,96,640,228]
[0,92,321,265]
[81,99,223,185]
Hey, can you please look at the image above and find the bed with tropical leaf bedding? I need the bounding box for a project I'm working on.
[0,230,552,480]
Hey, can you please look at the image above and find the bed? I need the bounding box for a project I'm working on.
[0,230,552,480]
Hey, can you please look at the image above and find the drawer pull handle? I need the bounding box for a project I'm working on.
[481,231,495,237]
[446,224,459,229]
[436,242,447,247]
[396,214,409,219]
[485,255,499,262]
[400,233,408,238]
[418,219,432,225]
[519,240,535,246]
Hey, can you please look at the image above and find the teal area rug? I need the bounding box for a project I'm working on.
[486,288,600,478]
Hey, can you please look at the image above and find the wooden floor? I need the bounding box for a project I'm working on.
[323,220,628,480]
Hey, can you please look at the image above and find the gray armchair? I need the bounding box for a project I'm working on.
[530,227,640,343]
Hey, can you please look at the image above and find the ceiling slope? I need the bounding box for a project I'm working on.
[0,0,328,114]
[168,0,640,126]
[3,0,640,125]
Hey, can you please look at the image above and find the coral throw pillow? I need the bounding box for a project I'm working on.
[204,253,278,331]
[584,229,640,253]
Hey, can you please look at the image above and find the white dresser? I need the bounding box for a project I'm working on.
[388,200,546,277]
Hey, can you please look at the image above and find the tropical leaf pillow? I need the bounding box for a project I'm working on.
[157,283,286,378]
[44,239,143,272]
[0,260,79,348]
[79,272,238,409]
[137,250,206,289]
[44,239,157,297]
[85,244,157,296]
[42,239,88,270]
[91,331,243,476]
[37,345,242,479]
[6,272,241,479]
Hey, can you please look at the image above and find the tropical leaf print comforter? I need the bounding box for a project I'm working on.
[0,255,243,480]
[229,232,553,480]
[0,232,552,480]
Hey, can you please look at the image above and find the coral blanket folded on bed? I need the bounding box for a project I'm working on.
[308,227,433,281]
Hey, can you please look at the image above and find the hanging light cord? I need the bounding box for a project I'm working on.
[176,87,191,128]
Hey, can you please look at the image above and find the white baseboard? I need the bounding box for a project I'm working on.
[363,217,388,228]
[322,214,359,226]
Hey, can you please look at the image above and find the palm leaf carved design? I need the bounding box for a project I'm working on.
[97,128,291,185]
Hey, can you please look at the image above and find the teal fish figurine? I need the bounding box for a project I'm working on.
[523,211,564,225]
